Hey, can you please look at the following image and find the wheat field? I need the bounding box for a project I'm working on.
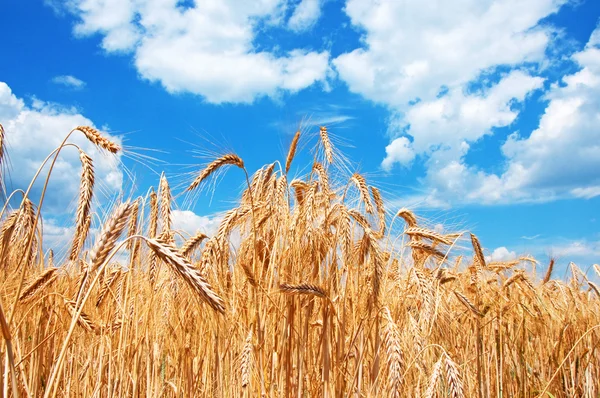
[0,123,599,397]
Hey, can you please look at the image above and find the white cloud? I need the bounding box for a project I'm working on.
[63,0,330,103]
[382,136,415,170]
[552,240,600,259]
[334,0,562,107]
[331,0,600,206]
[288,0,322,32]
[415,27,600,206]
[52,75,86,89]
[172,209,222,237]
[486,246,517,263]
[0,81,123,212]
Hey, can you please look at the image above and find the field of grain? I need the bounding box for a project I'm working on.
[0,123,599,397]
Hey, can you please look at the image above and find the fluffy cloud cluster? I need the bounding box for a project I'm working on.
[0,81,123,212]
[334,0,600,206]
[65,0,330,103]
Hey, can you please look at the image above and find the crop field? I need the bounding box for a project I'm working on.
[0,123,599,397]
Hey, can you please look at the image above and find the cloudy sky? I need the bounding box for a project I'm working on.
[1,0,599,274]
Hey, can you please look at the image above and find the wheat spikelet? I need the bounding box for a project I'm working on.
[240,329,253,388]
[444,353,465,398]
[312,162,330,196]
[503,271,523,290]
[453,291,483,317]
[89,202,134,271]
[187,154,244,192]
[371,186,386,238]
[470,233,486,268]
[240,263,257,287]
[275,175,288,213]
[405,227,453,245]
[75,126,120,153]
[279,283,327,299]
[319,126,334,164]
[127,199,140,252]
[69,150,95,261]
[543,258,555,284]
[180,231,208,258]
[64,299,96,333]
[19,268,58,302]
[381,307,404,396]
[96,267,122,308]
[425,354,444,398]
[351,173,374,214]
[285,130,300,174]
[348,209,370,230]
[145,238,225,313]
[408,241,446,260]
[159,173,172,233]
[397,208,418,228]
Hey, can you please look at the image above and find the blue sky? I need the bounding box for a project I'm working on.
[0,0,599,274]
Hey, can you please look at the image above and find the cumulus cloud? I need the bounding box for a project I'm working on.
[63,0,330,103]
[288,0,322,32]
[552,240,600,259]
[51,75,86,89]
[334,0,562,107]
[382,136,415,170]
[486,246,517,263]
[172,209,222,237]
[411,26,600,206]
[332,0,600,206]
[0,81,123,212]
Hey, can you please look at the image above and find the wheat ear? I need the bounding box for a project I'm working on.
[187,154,244,192]
[75,126,120,153]
[145,238,225,313]
[285,130,300,174]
